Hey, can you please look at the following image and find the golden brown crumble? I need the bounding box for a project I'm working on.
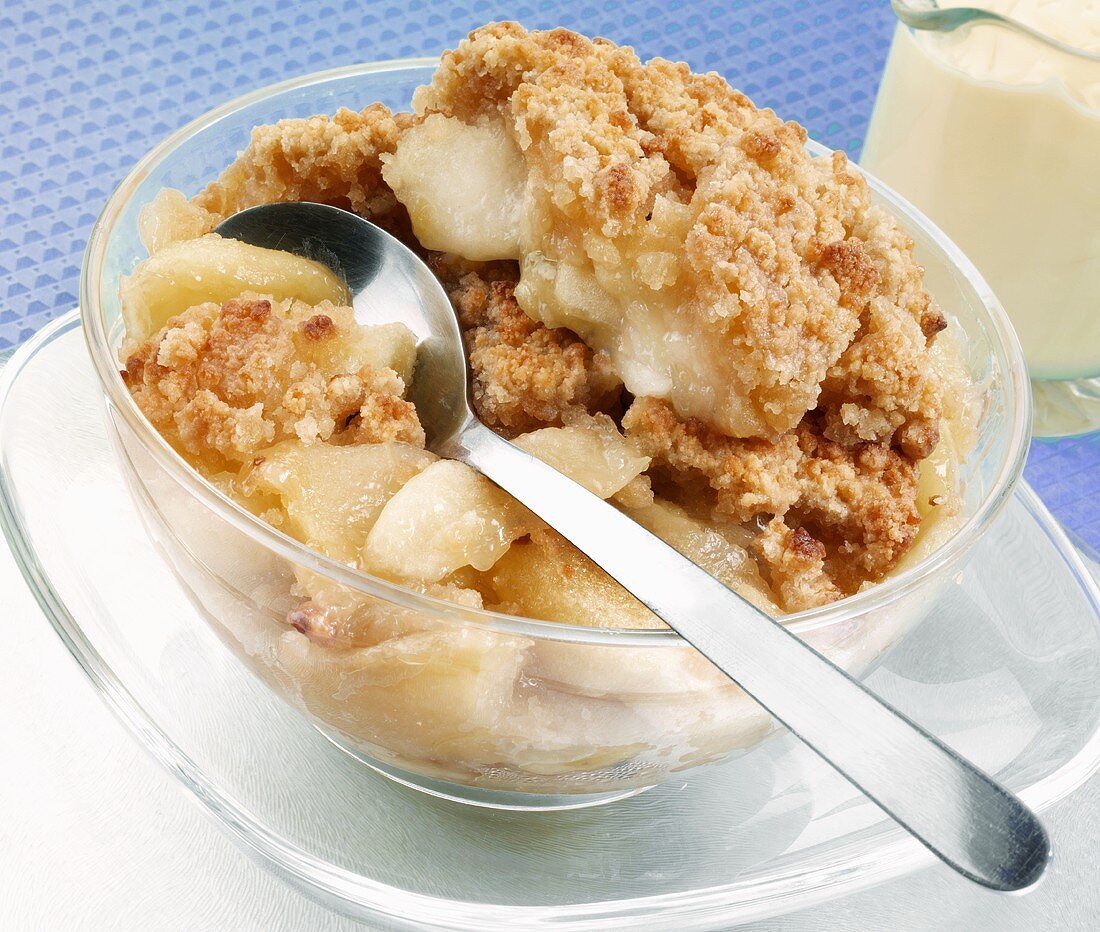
[197,105,411,225]
[139,105,414,249]
[753,519,843,612]
[623,397,922,604]
[123,295,424,468]
[790,417,921,588]
[623,397,803,522]
[300,313,335,341]
[431,254,623,435]
[416,23,945,446]
[123,22,969,615]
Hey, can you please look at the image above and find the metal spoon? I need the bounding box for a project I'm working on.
[891,0,1100,62]
[217,201,1050,892]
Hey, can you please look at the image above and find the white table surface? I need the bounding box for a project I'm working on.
[3,535,1098,931]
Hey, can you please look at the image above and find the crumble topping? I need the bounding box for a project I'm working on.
[196,105,411,230]
[122,295,423,469]
[139,105,412,252]
[753,519,843,613]
[123,23,972,615]
[622,397,922,598]
[431,254,622,435]
[407,22,945,449]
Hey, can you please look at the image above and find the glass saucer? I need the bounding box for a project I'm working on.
[4,312,1100,929]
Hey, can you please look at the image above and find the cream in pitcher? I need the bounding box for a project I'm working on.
[862,1,1100,385]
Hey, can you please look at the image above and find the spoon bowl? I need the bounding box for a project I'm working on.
[215,203,472,445]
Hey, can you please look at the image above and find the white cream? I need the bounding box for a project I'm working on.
[862,1,1100,380]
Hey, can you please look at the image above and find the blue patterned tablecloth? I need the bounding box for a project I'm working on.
[1,0,1096,545]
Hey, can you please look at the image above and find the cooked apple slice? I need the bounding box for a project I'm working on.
[893,419,966,573]
[120,233,350,341]
[489,494,778,630]
[241,441,436,564]
[277,624,528,764]
[283,301,418,387]
[382,114,526,261]
[624,498,778,615]
[512,413,650,499]
[138,188,217,254]
[362,459,536,583]
[489,526,663,630]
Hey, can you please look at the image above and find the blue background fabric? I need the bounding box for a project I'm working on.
[1,0,1096,546]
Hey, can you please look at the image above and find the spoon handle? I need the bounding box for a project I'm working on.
[445,421,1049,892]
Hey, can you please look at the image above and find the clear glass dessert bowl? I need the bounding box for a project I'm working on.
[80,60,1031,810]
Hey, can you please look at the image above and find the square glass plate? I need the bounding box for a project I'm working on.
[3,313,1100,930]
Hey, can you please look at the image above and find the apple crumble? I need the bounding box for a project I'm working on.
[120,22,973,628]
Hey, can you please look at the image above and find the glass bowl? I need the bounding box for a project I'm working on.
[79,60,1031,810]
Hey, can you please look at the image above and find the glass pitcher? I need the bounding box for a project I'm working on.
[861,1,1100,437]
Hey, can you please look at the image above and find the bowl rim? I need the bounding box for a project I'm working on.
[80,57,1033,647]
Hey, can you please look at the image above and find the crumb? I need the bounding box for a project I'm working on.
[192,105,413,235]
[123,294,423,468]
[431,254,623,435]
[753,519,843,612]
[346,391,428,445]
[300,314,335,341]
[920,306,949,342]
[624,396,922,604]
